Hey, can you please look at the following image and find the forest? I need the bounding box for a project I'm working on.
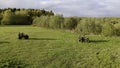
[0,8,54,25]
[0,8,120,36]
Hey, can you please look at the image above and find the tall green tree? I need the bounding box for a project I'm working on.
[75,19,90,35]
[63,18,74,29]
[63,17,78,30]
[13,10,30,25]
[114,23,120,36]
[33,16,50,27]
[49,15,64,29]
[102,22,115,36]
[1,10,13,25]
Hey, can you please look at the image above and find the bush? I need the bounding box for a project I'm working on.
[102,22,115,36]
[89,21,102,34]
[33,16,50,27]
[49,15,64,29]
[0,13,2,24]
[75,19,102,35]
[114,23,120,36]
[33,15,64,29]
[63,17,78,30]
[75,19,91,35]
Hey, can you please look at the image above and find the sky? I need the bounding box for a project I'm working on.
[0,0,120,17]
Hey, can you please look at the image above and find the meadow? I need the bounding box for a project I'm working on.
[0,26,120,68]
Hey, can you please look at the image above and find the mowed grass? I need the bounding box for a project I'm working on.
[0,26,120,68]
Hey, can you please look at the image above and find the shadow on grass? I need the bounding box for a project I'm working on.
[28,38,58,40]
[0,41,10,44]
[89,40,109,43]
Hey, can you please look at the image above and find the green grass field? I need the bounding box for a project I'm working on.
[0,26,120,68]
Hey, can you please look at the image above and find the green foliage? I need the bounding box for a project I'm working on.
[94,20,102,34]
[114,23,120,36]
[49,15,64,29]
[75,18,102,35]
[63,17,78,30]
[33,16,120,36]
[102,22,115,36]
[1,10,12,24]
[0,13,2,24]
[1,10,30,25]
[33,16,50,27]
[0,8,54,25]
[1,8,120,37]
[33,15,64,29]
[13,10,30,25]
[1,10,13,25]
[75,19,90,35]
[88,20,102,34]
[63,18,73,29]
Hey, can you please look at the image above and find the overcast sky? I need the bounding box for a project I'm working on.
[0,0,120,17]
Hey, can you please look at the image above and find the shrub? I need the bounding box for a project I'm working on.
[33,16,50,27]
[75,19,102,35]
[89,21,102,34]
[49,15,64,29]
[63,17,78,30]
[0,13,2,24]
[75,19,90,35]
[102,22,115,36]
[114,23,120,36]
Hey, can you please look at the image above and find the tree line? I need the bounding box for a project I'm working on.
[0,8,54,25]
[33,15,120,36]
[0,8,120,36]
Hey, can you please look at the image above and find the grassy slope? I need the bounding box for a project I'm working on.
[0,26,120,68]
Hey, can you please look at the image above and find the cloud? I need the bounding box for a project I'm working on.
[0,0,120,17]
